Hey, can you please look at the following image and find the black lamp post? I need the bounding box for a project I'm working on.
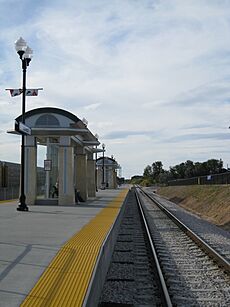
[95,134,99,192]
[15,37,33,211]
[102,143,105,188]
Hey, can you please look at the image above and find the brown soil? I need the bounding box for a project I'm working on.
[157,185,230,231]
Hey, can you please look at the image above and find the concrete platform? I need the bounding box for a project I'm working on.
[0,187,129,307]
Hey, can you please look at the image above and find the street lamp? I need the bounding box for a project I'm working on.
[102,143,105,188]
[95,134,99,192]
[15,37,33,211]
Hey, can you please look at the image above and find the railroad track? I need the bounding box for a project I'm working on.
[144,188,230,263]
[137,186,230,306]
[98,187,172,306]
[97,186,230,306]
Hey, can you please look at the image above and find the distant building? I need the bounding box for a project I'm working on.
[96,157,120,189]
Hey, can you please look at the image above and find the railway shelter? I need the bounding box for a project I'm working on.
[96,156,120,189]
[8,107,100,205]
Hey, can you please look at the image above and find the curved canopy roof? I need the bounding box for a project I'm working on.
[16,107,81,124]
[10,107,100,147]
[96,157,119,168]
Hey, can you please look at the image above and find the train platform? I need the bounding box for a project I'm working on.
[0,187,129,307]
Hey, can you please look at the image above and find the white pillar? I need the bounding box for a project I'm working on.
[113,169,117,189]
[75,147,88,201]
[45,138,51,199]
[87,154,96,197]
[25,136,37,205]
[58,137,75,205]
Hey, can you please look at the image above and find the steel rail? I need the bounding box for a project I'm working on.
[134,187,173,307]
[139,187,230,274]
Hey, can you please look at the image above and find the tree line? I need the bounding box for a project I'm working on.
[132,159,227,185]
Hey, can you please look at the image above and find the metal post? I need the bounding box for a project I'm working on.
[17,59,28,211]
[102,150,105,184]
[102,144,105,188]
[95,145,98,192]
[15,37,33,211]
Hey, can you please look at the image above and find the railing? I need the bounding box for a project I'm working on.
[168,172,230,186]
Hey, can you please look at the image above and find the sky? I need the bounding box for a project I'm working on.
[1,0,230,178]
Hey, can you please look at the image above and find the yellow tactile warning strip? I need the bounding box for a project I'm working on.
[21,189,128,307]
[0,199,17,204]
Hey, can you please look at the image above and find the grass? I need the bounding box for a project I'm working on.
[157,185,230,230]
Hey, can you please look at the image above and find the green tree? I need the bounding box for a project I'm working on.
[184,160,194,178]
[143,165,152,178]
[152,161,164,181]
[158,171,172,184]
[142,158,226,184]
[205,159,223,174]
[169,163,186,179]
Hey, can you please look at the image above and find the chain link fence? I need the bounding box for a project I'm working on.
[168,172,230,186]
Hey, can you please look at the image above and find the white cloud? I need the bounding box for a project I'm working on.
[1,0,230,177]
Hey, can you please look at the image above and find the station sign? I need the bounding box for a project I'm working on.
[44,159,52,171]
[15,121,31,135]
